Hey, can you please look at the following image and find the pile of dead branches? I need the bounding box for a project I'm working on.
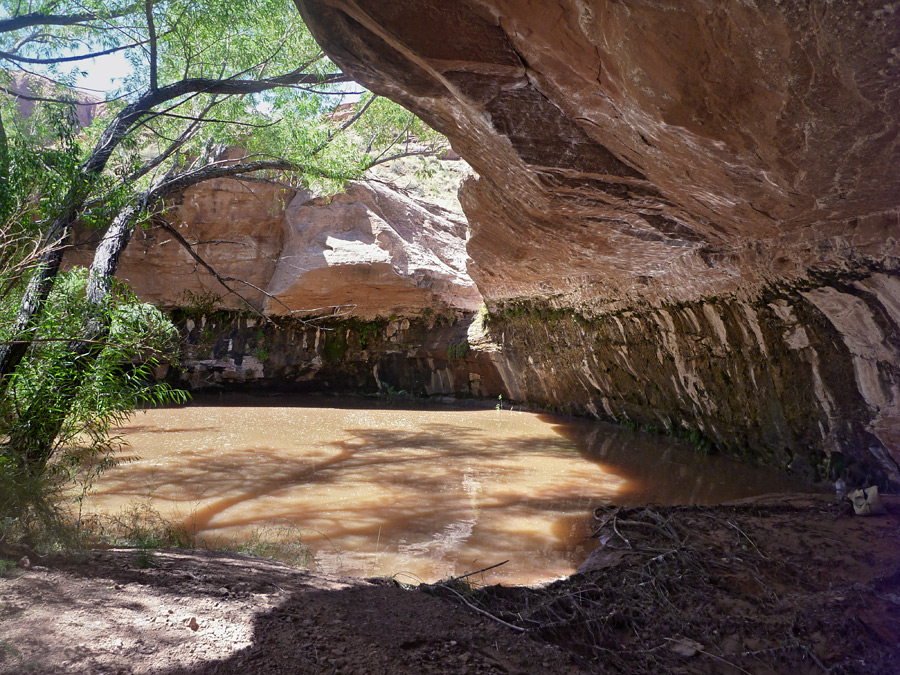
[430,503,899,674]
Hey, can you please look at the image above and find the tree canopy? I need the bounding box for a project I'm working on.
[0,0,446,540]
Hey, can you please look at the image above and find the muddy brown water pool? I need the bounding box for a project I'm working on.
[84,394,815,585]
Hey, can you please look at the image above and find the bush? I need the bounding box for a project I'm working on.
[0,269,187,552]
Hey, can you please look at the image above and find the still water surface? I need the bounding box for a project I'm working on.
[85,395,813,584]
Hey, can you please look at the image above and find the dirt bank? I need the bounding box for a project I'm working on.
[1,494,898,674]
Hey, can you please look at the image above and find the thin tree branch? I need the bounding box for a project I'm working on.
[0,4,143,34]
[310,94,377,157]
[148,109,281,128]
[143,160,355,322]
[126,97,221,184]
[144,0,157,90]
[0,38,145,64]
[364,148,443,170]
[0,84,97,106]
[366,118,414,165]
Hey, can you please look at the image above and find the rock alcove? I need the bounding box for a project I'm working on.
[71,0,900,487]
[291,0,900,486]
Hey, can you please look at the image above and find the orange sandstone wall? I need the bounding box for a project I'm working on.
[295,0,900,484]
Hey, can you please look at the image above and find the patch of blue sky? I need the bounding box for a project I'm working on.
[71,51,133,97]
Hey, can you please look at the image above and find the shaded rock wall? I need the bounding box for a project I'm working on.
[295,0,900,483]
[168,311,504,400]
[489,267,900,485]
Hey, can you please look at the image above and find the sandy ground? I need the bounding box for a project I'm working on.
[1,494,898,674]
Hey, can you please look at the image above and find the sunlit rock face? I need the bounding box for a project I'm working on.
[296,0,900,483]
[68,173,492,399]
[71,176,479,319]
[267,181,481,319]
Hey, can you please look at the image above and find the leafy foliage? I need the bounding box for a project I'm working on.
[0,267,186,541]
[0,0,449,549]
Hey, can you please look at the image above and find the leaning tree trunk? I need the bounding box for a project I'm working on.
[0,69,345,392]
[0,218,71,386]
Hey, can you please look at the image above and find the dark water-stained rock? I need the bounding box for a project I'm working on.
[167,310,505,402]
[486,267,900,485]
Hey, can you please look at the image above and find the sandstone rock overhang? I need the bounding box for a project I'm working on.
[295,0,899,310]
[296,0,900,485]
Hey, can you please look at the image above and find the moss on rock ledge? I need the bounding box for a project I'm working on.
[166,311,505,401]
[486,267,900,487]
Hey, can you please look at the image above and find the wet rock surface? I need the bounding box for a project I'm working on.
[486,268,900,484]
[168,311,505,399]
[295,0,900,483]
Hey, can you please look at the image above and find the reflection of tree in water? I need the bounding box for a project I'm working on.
[91,419,607,538]
[85,407,815,582]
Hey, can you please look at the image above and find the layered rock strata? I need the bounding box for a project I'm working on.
[295,0,900,484]
[170,311,504,400]
[68,170,494,399]
[492,268,900,485]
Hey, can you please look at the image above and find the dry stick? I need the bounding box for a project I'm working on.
[725,520,770,560]
[156,220,326,324]
[801,645,830,674]
[441,560,509,584]
[690,646,753,675]
[640,508,682,541]
[611,516,632,549]
[439,585,526,633]
[616,517,679,539]
[156,219,272,321]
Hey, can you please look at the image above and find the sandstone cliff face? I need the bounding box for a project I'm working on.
[267,181,481,318]
[9,72,103,127]
[71,176,479,319]
[67,167,492,403]
[295,0,900,484]
[491,272,900,486]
